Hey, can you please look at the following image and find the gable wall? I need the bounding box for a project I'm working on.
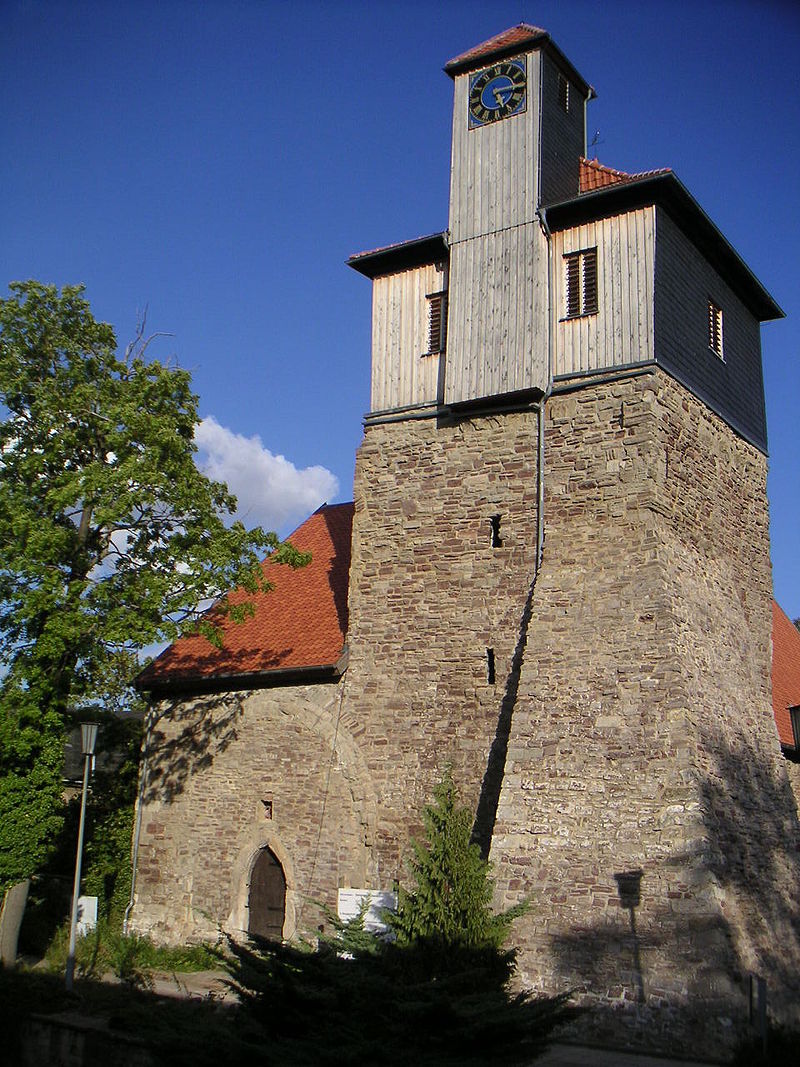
[130,681,376,944]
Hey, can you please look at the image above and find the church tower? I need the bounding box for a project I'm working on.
[130,24,800,1061]
[346,23,800,1056]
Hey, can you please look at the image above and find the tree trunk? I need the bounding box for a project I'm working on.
[0,879,30,966]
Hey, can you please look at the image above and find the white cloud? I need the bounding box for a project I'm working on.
[194,416,339,533]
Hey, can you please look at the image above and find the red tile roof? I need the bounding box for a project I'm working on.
[579,157,671,193]
[773,601,800,749]
[137,503,353,690]
[444,24,548,76]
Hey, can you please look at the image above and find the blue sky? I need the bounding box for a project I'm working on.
[2,0,798,616]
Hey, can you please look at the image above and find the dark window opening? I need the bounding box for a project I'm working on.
[564,248,598,318]
[791,707,800,749]
[426,290,448,355]
[486,648,496,685]
[489,514,503,548]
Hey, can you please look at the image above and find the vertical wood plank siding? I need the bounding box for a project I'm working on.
[370,262,446,412]
[448,52,542,242]
[445,223,549,404]
[553,207,656,377]
[445,53,548,405]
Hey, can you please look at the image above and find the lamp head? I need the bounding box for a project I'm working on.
[80,722,99,756]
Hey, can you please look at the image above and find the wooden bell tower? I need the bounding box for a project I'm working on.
[443,24,593,407]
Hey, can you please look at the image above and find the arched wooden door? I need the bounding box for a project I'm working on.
[248,847,286,941]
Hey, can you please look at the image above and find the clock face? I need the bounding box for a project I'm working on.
[468,58,527,128]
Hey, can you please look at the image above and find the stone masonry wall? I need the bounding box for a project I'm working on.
[130,680,377,944]
[342,409,542,881]
[488,370,800,1055]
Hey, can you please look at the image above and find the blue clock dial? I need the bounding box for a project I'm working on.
[468,58,527,128]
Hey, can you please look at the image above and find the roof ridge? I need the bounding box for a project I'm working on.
[444,24,549,76]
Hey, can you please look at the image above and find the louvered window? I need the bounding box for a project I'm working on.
[564,248,598,318]
[708,300,724,359]
[558,73,569,112]
[426,290,447,354]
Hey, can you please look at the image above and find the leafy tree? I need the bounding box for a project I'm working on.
[387,770,526,954]
[0,280,307,900]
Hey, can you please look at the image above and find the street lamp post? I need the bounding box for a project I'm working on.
[65,722,99,991]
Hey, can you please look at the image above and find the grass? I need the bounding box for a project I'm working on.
[43,919,224,986]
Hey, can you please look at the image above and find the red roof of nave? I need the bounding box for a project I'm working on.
[137,502,352,691]
[772,601,800,750]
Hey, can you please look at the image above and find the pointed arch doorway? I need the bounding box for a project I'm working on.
[248,847,286,941]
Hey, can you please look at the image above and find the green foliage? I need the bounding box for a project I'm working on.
[44,918,223,986]
[387,770,526,954]
[227,926,575,1065]
[81,712,142,921]
[0,280,308,892]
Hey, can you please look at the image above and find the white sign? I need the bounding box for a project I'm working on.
[77,895,98,937]
[337,889,397,934]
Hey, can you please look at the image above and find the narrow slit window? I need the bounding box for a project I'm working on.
[489,515,502,548]
[558,73,569,112]
[486,648,496,685]
[426,290,448,355]
[708,300,724,359]
[564,248,597,318]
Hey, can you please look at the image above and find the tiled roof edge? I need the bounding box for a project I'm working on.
[348,232,448,279]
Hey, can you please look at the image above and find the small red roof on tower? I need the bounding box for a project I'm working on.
[772,601,800,749]
[579,157,671,193]
[137,502,353,692]
[444,24,548,76]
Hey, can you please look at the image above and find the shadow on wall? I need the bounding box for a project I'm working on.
[543,728,800,1053]
[140,688,246,804]
[321,504,351,640]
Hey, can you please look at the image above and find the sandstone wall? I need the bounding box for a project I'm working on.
[487,370,800,1053]
[343,408,542,879]
[130,680,376,943]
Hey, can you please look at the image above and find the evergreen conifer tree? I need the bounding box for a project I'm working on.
[388,770,525,951]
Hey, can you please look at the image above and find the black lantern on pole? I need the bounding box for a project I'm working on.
[65,722,99,991]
